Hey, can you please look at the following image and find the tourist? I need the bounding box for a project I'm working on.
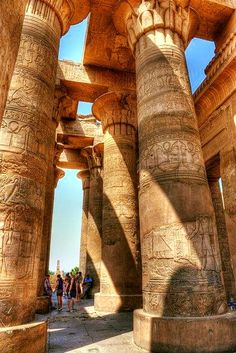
[68,273,77,312]
[44,274,53,308]
[64,272,71,298]
[55,274,63,311]
[82,274,93,299]
[76,271,83,301]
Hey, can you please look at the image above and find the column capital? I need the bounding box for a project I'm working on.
[54,167,65,187]
[92,91,137,132]
[77,169,90,190]
[54,142,64,165]
[81,143,103,176]
[113,0,199,52]
[26,0,90,35]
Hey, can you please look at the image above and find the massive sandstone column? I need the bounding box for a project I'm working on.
[81,144,103,295]
[0,0,89,327]
[221,147,236,290]
[0,0,27,124]
[36,143,65,313]
[93,92,142,312]
[208,176,236,300]
[112,1,235,352]
[77,170,90,276]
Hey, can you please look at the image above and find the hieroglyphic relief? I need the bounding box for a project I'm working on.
[0,0,69,327]
[140,138,206,181]
[17,33,58,85]
[141,216,225,316]
[93,91,141,310]
[142,216,220,276]
[0,0,27,124]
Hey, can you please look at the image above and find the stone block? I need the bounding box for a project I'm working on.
[0,321,48,353]
[133,309,236,353]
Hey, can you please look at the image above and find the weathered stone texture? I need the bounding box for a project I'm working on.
[0,321,48,353]
[208,176,236,299]
[93,92,142,312]
[120,0,226,318]
[0,0,79,327]
[0,0,27,125]
[78,170,90,277]
[37,143,65,303]
[82,145,103,295]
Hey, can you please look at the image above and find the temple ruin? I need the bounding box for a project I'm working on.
[1,0,236,352]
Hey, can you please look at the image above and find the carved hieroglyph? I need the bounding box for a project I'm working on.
[93,91,142,312]
[0,0,27,125]
[113,0,227,318]
[81,144,103,295]
[0,0,84,327]
[77,170,90,278]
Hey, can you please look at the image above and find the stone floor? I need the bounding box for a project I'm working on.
[39,298,147,353]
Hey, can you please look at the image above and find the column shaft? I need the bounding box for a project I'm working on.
[209,177,236,299]
[221,147,236,289]
[93,92,142,312]
[78,171,90,277]
[82,146,103,295]
[0,0,72,326]
[126,5,226,318]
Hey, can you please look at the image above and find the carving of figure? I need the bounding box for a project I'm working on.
[187,216,217,272]
[0,176,19,204]
[8,80,37,108]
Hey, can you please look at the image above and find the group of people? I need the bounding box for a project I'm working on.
[44,272,93,312]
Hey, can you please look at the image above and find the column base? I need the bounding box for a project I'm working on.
[36,296,50,314]
[134,309,236,353]
[94,293,142,312]
[0,321,47,353]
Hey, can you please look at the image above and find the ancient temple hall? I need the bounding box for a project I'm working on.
[1,0,236,352]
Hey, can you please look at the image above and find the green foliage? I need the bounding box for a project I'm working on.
[71,266,79,276]
[48,270,55,275]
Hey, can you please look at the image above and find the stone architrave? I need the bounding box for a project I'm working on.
[0,0,27,124]
[81,144,103,295]
[36,143,65,310]
[77,170,91,277]
[93,91,142,312]
[208,176,236,299]
[0,0,89,327]
[112,1,236,352]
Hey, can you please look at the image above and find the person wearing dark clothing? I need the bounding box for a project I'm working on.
[82,274,93,299]
[56,274,63,311]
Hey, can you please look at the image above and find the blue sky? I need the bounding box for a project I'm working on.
[49,20,216,273]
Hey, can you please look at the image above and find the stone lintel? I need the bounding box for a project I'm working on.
[57,61,136,102]
[57,149,88,170]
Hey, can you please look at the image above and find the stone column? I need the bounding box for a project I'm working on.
[77,170,90,277]
[36,144,65,314]
[208,176,236,300]
[93,92,142,312]
[221,147,236,290]
[112,1,235,352]
[0,0,27,123]
[81,144,103,296]
[0,0,89,327]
